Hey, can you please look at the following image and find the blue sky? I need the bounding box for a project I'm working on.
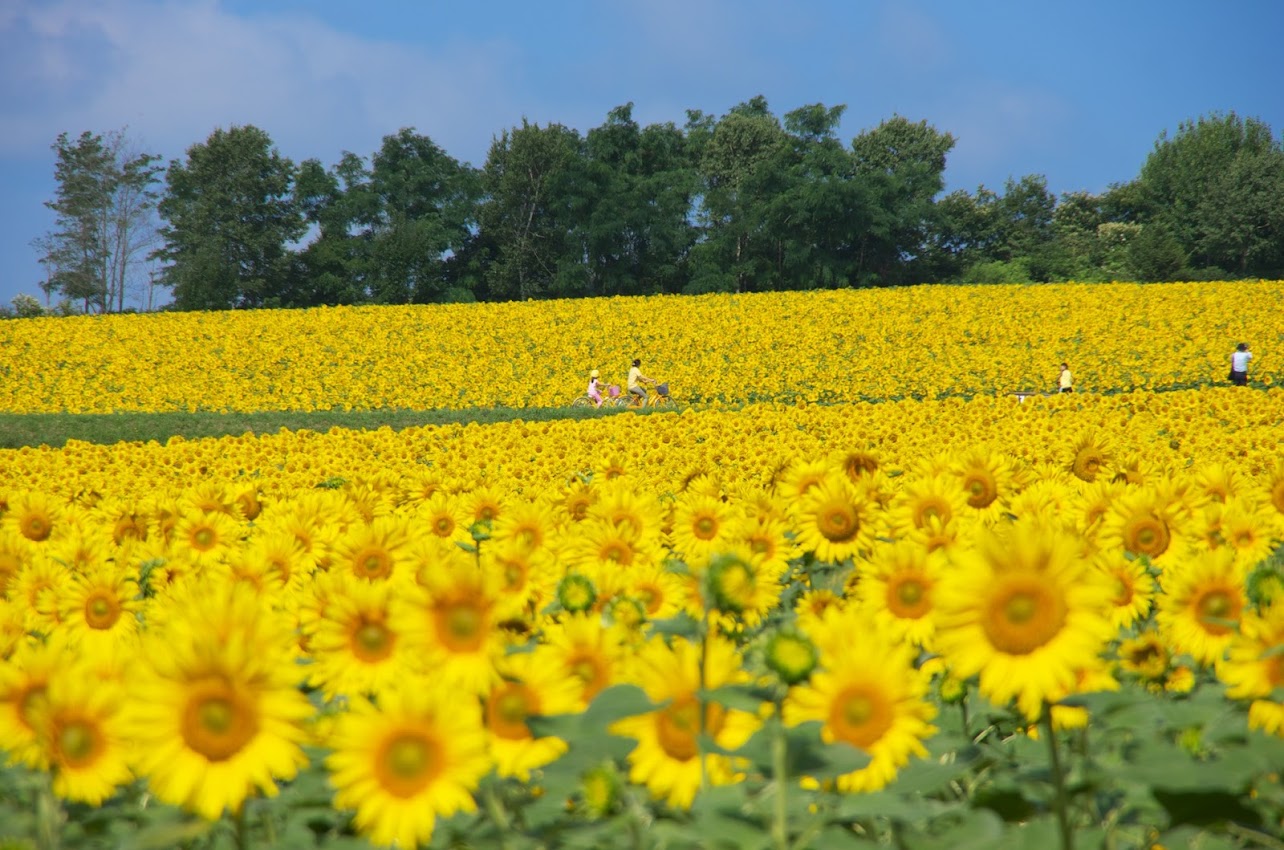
[2,0,1281,309]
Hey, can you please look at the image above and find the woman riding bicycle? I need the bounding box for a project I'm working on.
[627,358,657,405]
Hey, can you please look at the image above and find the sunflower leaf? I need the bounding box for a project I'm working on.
[784,721,871,778]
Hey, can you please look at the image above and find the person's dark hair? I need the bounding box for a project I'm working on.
[1237,343,1248,352]
[632,358,641,367]
[1061,362,1068,369]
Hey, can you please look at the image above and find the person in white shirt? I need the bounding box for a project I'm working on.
[1058,362,1073,393]
[1229,343,1252,386]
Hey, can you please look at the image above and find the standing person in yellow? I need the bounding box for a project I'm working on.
[1058,362,1073,393]
[627,358,656,405]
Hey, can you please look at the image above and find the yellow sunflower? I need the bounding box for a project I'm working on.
[172,508,244,568]
[887,475,967,541]
[1155,548,1247,667]
[934,521,1115,719]
[409,549,505,695]
[1092,553,1156,632]
[1065,431,1112,483]
[541,613,632,710]
[0,634,70,767]
[485,647,582,780]
[609,635,760,809]
[54,563,141,649]
[1218,607,1284,736]
[2,490,61,544]
[29,663,134,805]
[326,685,490,849]
[668,493,737,567]
[128,583,312,820]
[950,447,1015,521]
[331,515,414,584]
[857,542,945,650]
[791,474,877,564]
[305,573,422,701]
[1097,488,1186,567]
[783,633,937,793]
[1116,631,1171,684]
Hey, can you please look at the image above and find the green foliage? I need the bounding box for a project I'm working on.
[156,124,305,310]
[34,128,162,313]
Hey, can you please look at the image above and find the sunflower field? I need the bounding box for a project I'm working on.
[0,281,1282,850]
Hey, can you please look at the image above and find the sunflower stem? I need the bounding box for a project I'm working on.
[34,775,62,850]
[483,782,514,850]
[233,803,251,850]
[698,606,710,798]
[1042,705,1074,850]
[771,702,789,850]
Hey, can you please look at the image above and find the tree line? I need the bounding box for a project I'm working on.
[25,98,1284,314]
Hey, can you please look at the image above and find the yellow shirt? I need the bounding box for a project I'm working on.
[1059,369,1073,390]
[628,366,642,390]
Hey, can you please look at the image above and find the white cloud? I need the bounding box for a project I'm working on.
[0,0,520,167]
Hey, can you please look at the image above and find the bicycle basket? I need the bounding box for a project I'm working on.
[656,382,669,397]
[608,384,621,397]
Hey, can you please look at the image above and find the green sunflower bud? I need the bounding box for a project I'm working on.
[705,552,756,614]
[764,629,819,685]
[557,574,597,614]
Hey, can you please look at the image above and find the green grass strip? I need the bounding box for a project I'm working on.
[0,405,643,450]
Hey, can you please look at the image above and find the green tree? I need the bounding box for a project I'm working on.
[34,129,162,312]
[290,152,378,306]
[364,129,481,304]
[850,115,955,285]
[574,104,697,297]
[1139,112,1284,277]
[755,103,870,290]
[689,96,788,293]
[155,125,304,310]
[478,119,582,301]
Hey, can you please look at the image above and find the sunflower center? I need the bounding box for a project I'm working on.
[84,591,121,630]
[983,581,1067,655]
[377,733,442,798]
[432,516,455,537]
[601,541,633,565]
[182,681,258,762]
[18,686,49,732]
[636,585,662,614]
[191,527,217,551]
[569,654,608,700]
[1270,481,1284,516]
[656,696,726,762]
[351,621,395,662]
[818,503,859,543]
[1194,589,1241,635]
[914,499,949,528]
[694,516,719,540]
[487,683,538,740]
[1123,516,1170,558]
[437,601,487,652]
[1072,448,1105,482]
[22,514,52,542]
[828,685,894,750]
[887,576,931,619]
[356,550,392,579]
[1112,577,1134,606]
[56,720,104,768]
[965,473,998,508]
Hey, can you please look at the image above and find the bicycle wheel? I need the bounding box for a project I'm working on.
[649,394,672,407]
[571,395,593,408]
